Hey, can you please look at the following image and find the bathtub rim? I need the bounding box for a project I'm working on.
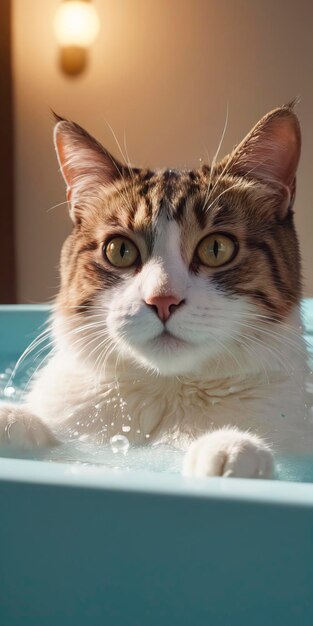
[1,456,313,509]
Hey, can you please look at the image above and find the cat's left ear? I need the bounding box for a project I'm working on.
[223,104,301,215]
[53,114,125,213]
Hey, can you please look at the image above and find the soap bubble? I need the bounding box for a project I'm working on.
[122,425,131,433]
[110,434,129,455]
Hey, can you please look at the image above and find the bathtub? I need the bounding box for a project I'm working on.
[0,303,313,626]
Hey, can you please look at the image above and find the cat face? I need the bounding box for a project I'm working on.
[53,106,302,376]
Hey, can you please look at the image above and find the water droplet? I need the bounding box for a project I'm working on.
[3,386,15,398]
[136,429,141,434]
[110,434,129,455]
[110,422,115,427]
[145,433,150,439]
[122,425,131,433]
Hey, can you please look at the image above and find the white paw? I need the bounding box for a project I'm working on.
[183,428,273,479]
[0,404,58,449]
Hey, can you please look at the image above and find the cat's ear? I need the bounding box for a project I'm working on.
[53,114,124,218]
[223,104,301,215]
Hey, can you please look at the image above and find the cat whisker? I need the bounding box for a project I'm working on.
[7,324,53,386]
[203,104,229,208]
[233,321,306,356]
[203,180,242,214]
[47,200,70,213]
[237,333,295,377]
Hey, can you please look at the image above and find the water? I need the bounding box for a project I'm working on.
[0,363,183,474]
[110,434,130,455]
[1,337,313,482]
[0,439,184,475]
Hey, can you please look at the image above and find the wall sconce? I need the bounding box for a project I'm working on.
[54,0,100,76]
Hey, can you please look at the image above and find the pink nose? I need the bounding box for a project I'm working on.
[145,295,184,322]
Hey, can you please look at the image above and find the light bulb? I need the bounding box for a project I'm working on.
[54,1,100,48]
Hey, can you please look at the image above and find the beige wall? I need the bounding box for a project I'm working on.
[13,0,313,302]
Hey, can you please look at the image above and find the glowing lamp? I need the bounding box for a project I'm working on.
[54,0,100,76]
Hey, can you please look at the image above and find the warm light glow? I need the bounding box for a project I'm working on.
[54,1,100,48]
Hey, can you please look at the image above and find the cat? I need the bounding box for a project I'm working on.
[1,103,312,478]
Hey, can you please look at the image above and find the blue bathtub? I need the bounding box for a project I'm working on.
[1,303,313,626]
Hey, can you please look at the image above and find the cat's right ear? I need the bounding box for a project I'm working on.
[53,114,124,221]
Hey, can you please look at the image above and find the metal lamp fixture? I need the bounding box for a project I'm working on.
[54,0,100,76]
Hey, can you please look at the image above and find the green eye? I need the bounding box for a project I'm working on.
[103,237,139,268]
[197,234,237,267]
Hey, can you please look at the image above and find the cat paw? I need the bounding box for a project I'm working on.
[182,428,273,479]
[0,404,58,449]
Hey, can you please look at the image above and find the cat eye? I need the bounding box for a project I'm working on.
[196,233,238,267]
[103,236,140,268]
